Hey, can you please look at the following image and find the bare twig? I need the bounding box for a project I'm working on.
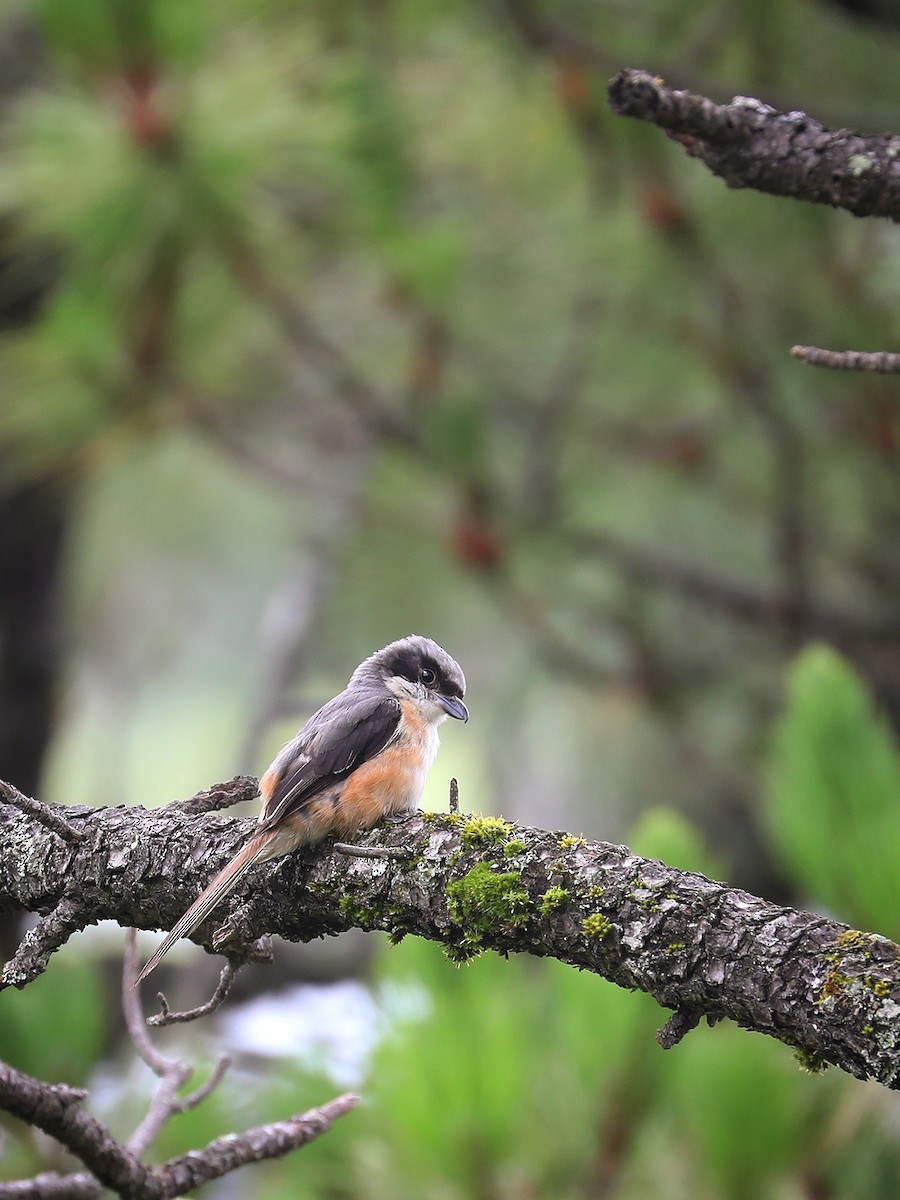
[449,777,459,814]
[332,842,407,860]
[2,934,347,1197]
[147,962,241,1027]
[157,1093,360,1195]
[0,780,86,842]
[174,1055,232,1114]
[791,345,900,373]
[122,930,197,1155]
[0,1170,102,1198]
[608,69,900,222]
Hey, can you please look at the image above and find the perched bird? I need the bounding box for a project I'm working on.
[136,636,467,984]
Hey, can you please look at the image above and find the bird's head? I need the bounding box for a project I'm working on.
[356,635,468,724]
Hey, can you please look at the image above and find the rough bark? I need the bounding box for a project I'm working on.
[2,779,900,1089]
[608,68,900,221]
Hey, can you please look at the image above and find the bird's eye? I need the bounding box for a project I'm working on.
[420,668,437,686]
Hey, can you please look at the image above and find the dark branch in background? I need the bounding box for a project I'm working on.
[791,345,900,373]
[608,68,900,221]
[0,927,358,1199]
[225,238,420,448]
[564,527,898,648]
[520,290,605,526]
[2,779,900,1091]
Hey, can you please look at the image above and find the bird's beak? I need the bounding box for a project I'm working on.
[437,694,469,723]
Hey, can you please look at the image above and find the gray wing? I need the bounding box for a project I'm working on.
[258,687,401,830]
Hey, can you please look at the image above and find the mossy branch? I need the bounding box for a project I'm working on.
[2,778,900,1089]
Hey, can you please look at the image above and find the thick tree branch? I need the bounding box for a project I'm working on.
[2,778,900,1088]
[608,68,900,221]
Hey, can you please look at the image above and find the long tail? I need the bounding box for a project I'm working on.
[135,835,270,986]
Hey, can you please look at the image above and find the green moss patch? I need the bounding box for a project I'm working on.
[539,886,571,915]
[447,863,531,935]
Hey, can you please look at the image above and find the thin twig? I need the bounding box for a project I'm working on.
[791,345,900,373]
[0,933,354,1196]
[123,932,180,1075]
[122,931,196,1155]
[449,778,459,814]
[157,1093,360,1195]
[332,842,407,860]
[0,781,86,843]
[0,1069,357,1198]
[174,1055,232,1114]
[147,962,241,1027]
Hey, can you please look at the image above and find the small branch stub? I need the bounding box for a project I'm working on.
[791,345,900,373]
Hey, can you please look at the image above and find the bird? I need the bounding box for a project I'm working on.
[136,635,468,984]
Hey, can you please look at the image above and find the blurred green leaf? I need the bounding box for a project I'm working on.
[343,937,665,1200]
[766,644,900,938]
[0,951,105,1085]
[630,805,726,879]
[666,1022,827,1200]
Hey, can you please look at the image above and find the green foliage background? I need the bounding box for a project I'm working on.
[0,0,899,1195]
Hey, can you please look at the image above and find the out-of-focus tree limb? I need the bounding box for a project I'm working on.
[0,1057,358,1200]
[2,778,900,1089]
[0,912,356,1199]
[564,527,899,647]
[608,68,900,221]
